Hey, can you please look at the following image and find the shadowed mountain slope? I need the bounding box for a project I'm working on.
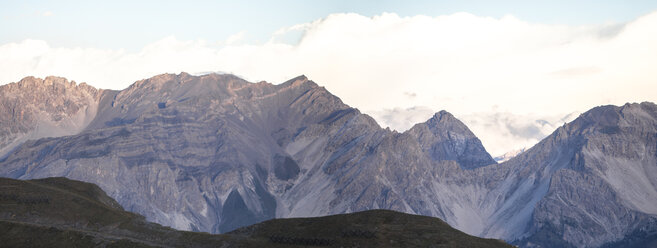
[0,177,513,248]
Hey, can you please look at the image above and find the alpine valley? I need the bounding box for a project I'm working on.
[1,73,656,247]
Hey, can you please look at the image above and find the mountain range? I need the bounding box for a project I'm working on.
[1,73,656,247]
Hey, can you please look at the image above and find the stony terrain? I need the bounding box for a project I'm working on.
[1,73,656,247]
[512,103,657,247]
[0,76,100,158]
[0,177,513,248]
[0,73,496,234]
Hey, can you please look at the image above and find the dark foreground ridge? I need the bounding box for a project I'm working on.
[230,209,513,248]
[0,177,513,248]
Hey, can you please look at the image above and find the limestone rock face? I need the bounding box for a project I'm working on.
[0,76,100,158]
[408,110,496,169]
[1,73,656,248]
[0,73,494,234]
[514,103,657,248]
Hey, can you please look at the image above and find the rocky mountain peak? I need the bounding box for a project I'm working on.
[617,101,657,123]
[429,110,455,121]
[407,110,496,169]
[42,76,76,87]
[558,102,657,139]
[112,73,246,108]
[276,75,323,93]
[7,76,99,96]
[507,101,657,247]
[0,76,101,157]
[424,110,464,131]
[280,74,308,85]
[569,105,623,130]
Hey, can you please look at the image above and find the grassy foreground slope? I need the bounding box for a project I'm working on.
[231,209,513,248]
[0,177,513,248]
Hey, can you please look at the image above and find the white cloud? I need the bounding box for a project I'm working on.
[368,107,579,156]
[370,106,436,132]
[459,112,580,156]
[2,11,657,155]
[225,31,246,45]
[42,11,53,17]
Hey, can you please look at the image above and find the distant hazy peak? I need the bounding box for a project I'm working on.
[494,148,526,163]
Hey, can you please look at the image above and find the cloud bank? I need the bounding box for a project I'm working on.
[2,11,657,155]
[369,107,579,156]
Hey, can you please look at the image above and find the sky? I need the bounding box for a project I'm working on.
[2,1,657,156]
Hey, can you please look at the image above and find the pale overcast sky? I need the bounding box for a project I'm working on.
[2,0,656,49]
[2,1,657,156]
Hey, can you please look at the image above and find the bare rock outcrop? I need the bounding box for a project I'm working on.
[0,76,100,157]
[1,73,655,247]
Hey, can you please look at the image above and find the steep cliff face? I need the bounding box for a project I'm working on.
[514,103,657,248]
[0,76,101,158]
[1,73,655,247]
[0,73,495,234]
[408,110,496,169]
